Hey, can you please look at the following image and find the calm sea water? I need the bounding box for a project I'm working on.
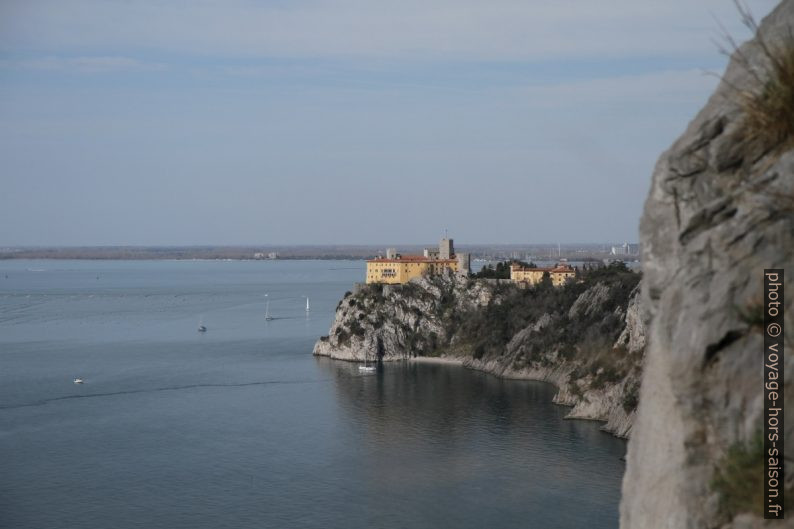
[0,260,626,529]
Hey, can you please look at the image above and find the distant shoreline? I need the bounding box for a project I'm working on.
[0,244,638,263]
[0,256,369,261]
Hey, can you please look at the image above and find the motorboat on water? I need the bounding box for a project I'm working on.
[73,378,84,384]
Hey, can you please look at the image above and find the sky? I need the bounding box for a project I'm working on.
[0,0,780,246]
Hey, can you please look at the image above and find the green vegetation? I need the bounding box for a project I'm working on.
[348,319,366,337]
[622,381,640,412]
[360,283,385,303]
[589,358,625,389]
[338,260,642,413]
[711,432,765,517]
[460,262,639,366]
[334,327,350,346]
[471,260,535,279]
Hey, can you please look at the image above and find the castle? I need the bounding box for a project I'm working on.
[365,238,470,284]
[510,263,575,287]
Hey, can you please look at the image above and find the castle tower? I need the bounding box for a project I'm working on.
[439,238,454,260]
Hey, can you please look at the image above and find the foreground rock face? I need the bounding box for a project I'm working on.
[314,270,645,437]
[622,3,794,528]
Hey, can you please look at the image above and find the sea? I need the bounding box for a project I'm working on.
[0,259,626,529]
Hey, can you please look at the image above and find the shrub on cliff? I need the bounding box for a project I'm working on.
[459,263,640,364]
[348,319,365,337]
[335,327,350,346]
[622,381,640,413]
[711,433,765,517]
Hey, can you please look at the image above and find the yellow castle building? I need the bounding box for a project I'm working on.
[366,238,470,284]
[510,263,575,287]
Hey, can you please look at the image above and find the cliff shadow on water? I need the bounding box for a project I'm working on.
[314,263,645,438]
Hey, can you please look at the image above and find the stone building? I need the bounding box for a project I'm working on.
[439,238,454,259]
[510,263,575,287]
[366,237,470,284]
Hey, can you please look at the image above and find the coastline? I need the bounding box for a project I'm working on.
[408,356,466,365]
[343,354,631,438]
[313,271,643,440]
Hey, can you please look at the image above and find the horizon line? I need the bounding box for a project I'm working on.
[0,242,639,248]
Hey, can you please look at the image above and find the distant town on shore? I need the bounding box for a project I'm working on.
[0,242,640,262]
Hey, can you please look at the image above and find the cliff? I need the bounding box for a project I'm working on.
[622,2,794,527]
[314,265,645,437]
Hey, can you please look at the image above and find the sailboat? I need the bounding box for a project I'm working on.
[358,345,376,373]
[305,297,310,312]
[265,296,273,321]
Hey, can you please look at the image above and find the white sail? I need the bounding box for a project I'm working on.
[306,297,310,312]
[265,295,272,321]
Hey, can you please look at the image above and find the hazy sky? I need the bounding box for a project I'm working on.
[0,0,778,246]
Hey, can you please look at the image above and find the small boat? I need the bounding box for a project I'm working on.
[198,325,207,332]
[359,346,377,373]
[305,297,310,312]
[73,378,84,384]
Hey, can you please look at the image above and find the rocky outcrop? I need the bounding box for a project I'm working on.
[313,273,497,362]
[314,268,645,437]
[621,2,794,527]
[461,353,640,438]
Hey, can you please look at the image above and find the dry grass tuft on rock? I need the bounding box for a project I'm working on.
[720,2,794,151]
[738,35,794,149]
